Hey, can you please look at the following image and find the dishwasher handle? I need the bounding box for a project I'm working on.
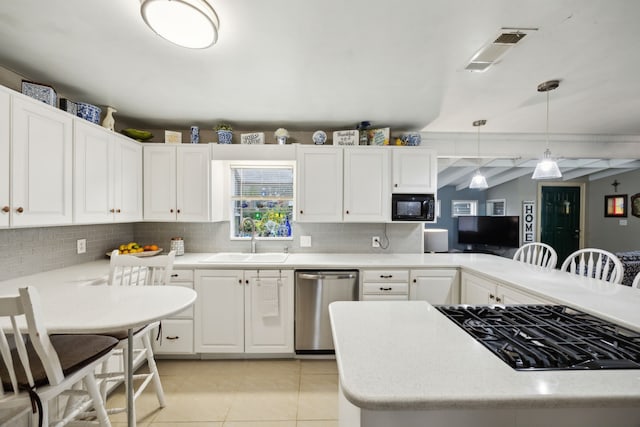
[297,273,357,280]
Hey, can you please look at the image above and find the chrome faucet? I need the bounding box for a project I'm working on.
[242,217,257,253]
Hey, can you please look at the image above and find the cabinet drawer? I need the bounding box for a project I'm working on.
[362,270,409,282]
[170,269,194,282]
[363,282,409,295]
[152,319,194,354]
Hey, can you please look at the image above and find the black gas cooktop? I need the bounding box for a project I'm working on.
[436,305,640,371]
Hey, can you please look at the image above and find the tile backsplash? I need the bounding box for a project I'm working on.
[0,223,134,281]
[0,221,422,281]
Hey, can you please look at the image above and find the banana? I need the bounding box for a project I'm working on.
[121,128,153,141]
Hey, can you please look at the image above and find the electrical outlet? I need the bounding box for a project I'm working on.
[76,238,86,254]
[372,236,380,248]
[300,235,312,247]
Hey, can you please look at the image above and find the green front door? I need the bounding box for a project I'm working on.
[540,186,581,264]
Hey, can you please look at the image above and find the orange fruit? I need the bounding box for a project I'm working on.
[150,244,159,251]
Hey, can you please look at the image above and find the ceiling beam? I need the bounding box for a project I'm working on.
[438,166,477,188]
[588,168,639,181]
[485,167,536,188]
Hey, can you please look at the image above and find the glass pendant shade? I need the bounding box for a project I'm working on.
[140,0,219,49]
[469,170,489,189]
[469,119,488,189]
[532,80,562,180]
[532,148,562,179]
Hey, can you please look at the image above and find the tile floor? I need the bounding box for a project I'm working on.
[106,359,339,427]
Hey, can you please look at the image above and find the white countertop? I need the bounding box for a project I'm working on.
[4,251,640,412]
[329,301,640,410]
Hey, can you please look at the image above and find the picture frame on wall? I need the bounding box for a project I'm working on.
[631,193,640,218]
[604,194,627,217]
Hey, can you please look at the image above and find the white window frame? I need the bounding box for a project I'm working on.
[451,200,478,217]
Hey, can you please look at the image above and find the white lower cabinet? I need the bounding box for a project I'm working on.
[361,269,409,300]
[195,269,294,354]
[153,269,195,355]
[461,271,551,305]
[409,269,459,305]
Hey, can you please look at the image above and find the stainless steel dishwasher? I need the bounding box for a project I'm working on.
[295,270,359,354]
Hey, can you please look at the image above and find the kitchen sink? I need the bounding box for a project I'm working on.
[200,252,289,263]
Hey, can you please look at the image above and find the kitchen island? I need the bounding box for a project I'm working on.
[329,300,640,427]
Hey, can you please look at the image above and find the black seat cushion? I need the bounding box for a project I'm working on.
[0,334,118,391]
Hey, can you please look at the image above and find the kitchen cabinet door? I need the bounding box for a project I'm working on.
[410,269,459,305]
[144,144,210,221]
[461,271,551,305]
[391,147,437,194]
[143,145,177,221]
[11,96,73,227]
[296,145,343,222]
[0,87,10,228]
[244,270,294,353]
[195,269,245,353]
[343,147,390,222]
[73,120,116,223]
[113,135,143,222]
[176,145,210,222]
[195,269,294,354]
[461,271,497,305]
[75,123,142,223]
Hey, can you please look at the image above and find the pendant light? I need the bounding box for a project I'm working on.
[532,80,562,179]
[140,0,219,49]
[469,119,489,189]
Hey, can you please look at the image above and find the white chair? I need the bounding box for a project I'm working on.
[513,242,558,269]
[98,250,176,424]
[0,286,118,427]
[632,272,640,289]
[560,248,624,284]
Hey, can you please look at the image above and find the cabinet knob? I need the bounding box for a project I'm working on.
[177,209,181,213]
[489,293,495,300]
[299,210,303,214]
[1,206,9,213]
[245,279,249,284]
[166,336,180,340]
[16,207,24,213]
[116,208,121,213]
[239,279,243,284]
[170,209,174,213]
[413,279,417,283]
[394,183,398,187]
[110,208,115,213]
[496,297,502,303]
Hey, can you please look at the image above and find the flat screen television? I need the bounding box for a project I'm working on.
[457,216,520,248]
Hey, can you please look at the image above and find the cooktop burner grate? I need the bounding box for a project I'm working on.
[436,305,640,371]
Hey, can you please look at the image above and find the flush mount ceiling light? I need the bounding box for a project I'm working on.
[465,28,537,72]
[140,0,219,49]
[532,80,563,180]
[469,119,489,189]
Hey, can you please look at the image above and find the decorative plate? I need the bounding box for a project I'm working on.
[312,130,327,145]
[106,248,163,257]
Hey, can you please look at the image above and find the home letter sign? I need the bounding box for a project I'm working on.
[522,201,535,243]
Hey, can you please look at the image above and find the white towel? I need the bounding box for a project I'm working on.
[258,278,280,317]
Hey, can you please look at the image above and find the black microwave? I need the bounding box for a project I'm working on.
[391,194,435,222]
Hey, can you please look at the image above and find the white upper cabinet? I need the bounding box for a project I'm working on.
[391,147,437,194]
[144,144,210,222]
[296,145,389,223]
[11,95,73,227]
[74,120,142,223]
[343,147,389,222]
[0,88,9,228]
[296,145,343,222]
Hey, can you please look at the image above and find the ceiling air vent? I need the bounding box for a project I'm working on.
[465,28,536,72]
